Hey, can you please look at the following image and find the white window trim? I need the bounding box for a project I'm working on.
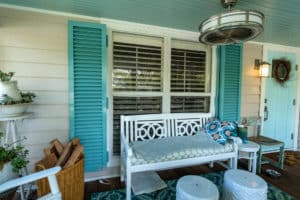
[103,18,217,167]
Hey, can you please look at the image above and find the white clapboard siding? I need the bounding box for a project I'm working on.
[0,31,67,51]
[16,77,68,91]
[241,43,262,118]
[21,131,69,146]
[27,105,69,118]
[29,91,68,104]
[242,95,260,104]
[242,85,260,95]
[0,47,67,64]
[0,7,97,171]
[18,118,69,132]
[0,15,68,39]
[0,62,68,78]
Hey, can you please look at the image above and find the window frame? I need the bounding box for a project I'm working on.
[104,21,217,167]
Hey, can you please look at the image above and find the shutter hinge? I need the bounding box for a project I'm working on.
[296,64,298,71]
[106,151,109,160]
[293,99,296,106]
[106,97,109,109]
[291,133,294,140]
[106,35,108,48]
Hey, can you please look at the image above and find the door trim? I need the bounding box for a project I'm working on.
[261,44,300,150]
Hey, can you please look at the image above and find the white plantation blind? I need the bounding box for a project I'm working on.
[113,96,162,154]
[171,48,206,92]
[111,35,211,155]
[112,33,164,155]
[113,33,163,92]
[171,96,210,113]
[170,40,211,113]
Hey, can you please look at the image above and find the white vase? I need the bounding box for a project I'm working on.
[0,162,18,184]
[0,81,22,103]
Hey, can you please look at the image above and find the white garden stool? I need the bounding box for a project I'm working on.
[176,175,219,200]
[238,141,260,173]
[223,169,267,200]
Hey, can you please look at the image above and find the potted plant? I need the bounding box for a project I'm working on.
[0,70,36,117]
[0,132,29,184]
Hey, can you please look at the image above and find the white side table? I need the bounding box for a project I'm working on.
[176,175,219,200]
[0,112,33,200]
[0,112,33,147]
[238,141,260,174]
[223,169,267,200]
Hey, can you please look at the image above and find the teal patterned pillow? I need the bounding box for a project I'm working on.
[221,121,238,137]
[205,120,238,144]
[205,121,227,144]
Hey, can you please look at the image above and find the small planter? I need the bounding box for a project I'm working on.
[0,81,22,102]
[0,103,30,117]
[0,162,18,185]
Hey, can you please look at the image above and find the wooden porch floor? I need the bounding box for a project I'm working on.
[85,154,300,200]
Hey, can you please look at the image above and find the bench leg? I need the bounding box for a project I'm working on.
[120,164,125,182]
[126,170,131,200]
[231,157,237,169]
[257,148,262,174]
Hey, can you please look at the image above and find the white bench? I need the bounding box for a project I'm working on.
[120,113,238,200]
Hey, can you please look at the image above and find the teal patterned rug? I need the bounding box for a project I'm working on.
[91,171,295,200]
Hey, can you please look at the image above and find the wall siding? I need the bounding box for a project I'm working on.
[1,7,294,169]
[0,7,96,170]
[240,43,262,136]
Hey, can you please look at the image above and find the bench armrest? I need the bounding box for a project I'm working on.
[0,166,61,194]
[228,136,242,145]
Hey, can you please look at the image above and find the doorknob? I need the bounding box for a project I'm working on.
[264,106,269,121]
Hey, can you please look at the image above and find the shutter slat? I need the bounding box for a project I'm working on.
[217,44,243,121]
[69,21,107,172]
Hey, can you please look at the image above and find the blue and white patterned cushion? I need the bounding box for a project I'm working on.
[205,120,239,144]
[205,120,227,144]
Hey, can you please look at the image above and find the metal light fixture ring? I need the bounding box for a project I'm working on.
[199,10,264,45]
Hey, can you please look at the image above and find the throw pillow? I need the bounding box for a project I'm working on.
[205,120,227,145]
[221,121,238,137]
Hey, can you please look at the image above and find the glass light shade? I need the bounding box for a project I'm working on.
[259,63,270,77]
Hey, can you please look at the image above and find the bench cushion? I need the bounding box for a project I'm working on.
[129,133,234,165]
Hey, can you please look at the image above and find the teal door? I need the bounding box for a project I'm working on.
[262,51,297,148]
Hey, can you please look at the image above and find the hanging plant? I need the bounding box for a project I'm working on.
[272,58,291,85]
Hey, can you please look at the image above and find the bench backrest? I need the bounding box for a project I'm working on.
[121,113,212,143]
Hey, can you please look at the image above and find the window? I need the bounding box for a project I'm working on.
[112,34,211,155]
[170,40,211,113]
[112,33,164,155]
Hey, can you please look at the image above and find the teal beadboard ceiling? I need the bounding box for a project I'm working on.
[0,0,300,47]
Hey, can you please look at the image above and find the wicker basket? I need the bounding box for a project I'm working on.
[35,155,84,200]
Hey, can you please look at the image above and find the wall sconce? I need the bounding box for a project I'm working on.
[254,59,270,77]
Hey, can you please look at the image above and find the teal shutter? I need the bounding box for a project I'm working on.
[68,21,107,172]
[216,44,243,121]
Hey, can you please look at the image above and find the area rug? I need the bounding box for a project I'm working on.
[91,171,295,200]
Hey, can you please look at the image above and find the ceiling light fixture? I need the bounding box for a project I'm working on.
[199,0,264,45]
